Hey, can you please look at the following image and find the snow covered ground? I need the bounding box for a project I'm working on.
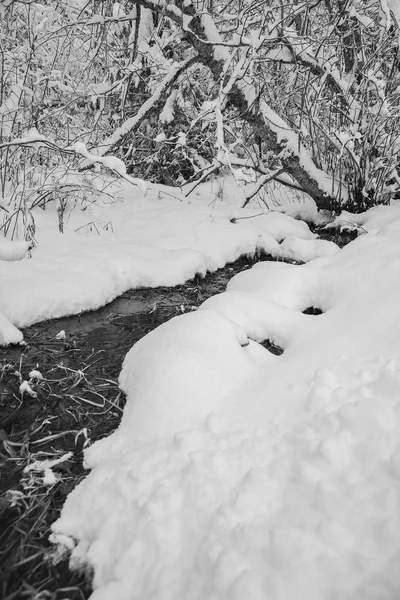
[0,176,338,345]
[3,175,400,599]
[47,188,400,599]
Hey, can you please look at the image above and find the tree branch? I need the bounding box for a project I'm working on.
[136,0,345,210]
[80,54,197,166]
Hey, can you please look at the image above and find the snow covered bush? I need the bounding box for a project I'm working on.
[98,0,400,212]
[3,0,400,228]
[0,0,146,237]
[115,68,218,185]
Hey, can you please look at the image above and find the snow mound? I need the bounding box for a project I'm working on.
[0,237,31,261]
[227,260,324,311]
[118,310,262,440]
[51,206,400,600]
[279,235,339,262]
[199,290,305,348]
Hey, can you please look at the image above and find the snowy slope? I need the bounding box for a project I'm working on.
[51,205,400,600]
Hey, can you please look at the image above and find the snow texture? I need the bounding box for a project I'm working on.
[51,202,400,600]
[0,237,31,261]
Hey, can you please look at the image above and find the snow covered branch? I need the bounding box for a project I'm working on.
[242,167,285,206]
[81,55,197,166]
[3,0,400,214]
[136,0,345,210]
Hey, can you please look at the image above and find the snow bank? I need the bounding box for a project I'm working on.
[118,310,262,440]
[0,309,23,346]
[327,203,400,234]
[51,205,400,600]
[0,237,31,261]
[0,180,338,345]
[279,235,339,262]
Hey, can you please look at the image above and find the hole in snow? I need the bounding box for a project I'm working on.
[302,306,323,315]
[260,339,284,356]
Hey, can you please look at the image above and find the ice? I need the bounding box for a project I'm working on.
[51,201,400,600]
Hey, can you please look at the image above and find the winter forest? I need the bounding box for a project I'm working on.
[2,1,400,599]
[2,0,400,217]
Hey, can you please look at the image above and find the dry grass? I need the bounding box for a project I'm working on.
[0,342,126,600]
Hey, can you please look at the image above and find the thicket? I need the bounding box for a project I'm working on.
[1,0,400,241]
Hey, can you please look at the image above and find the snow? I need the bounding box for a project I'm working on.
[49,193,400,600]
[19,380,37,398]
[0,178,338,346]
[0,237,31,261]
[279,236,339,262]
[70,143,147,194]
[348,6,374,28]
[327,204,400,234]
[24,452,73,486]
[28,369,43,381]
[160,89,177,123]
[0,128,47,148]
[154,132,166,142]
[384,0,400,29]
[0,310,23,346]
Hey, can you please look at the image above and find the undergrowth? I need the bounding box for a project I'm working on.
[0,341,126,600]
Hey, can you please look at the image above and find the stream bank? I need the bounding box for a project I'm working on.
[0,253,275,600]
[0,226,352,599]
